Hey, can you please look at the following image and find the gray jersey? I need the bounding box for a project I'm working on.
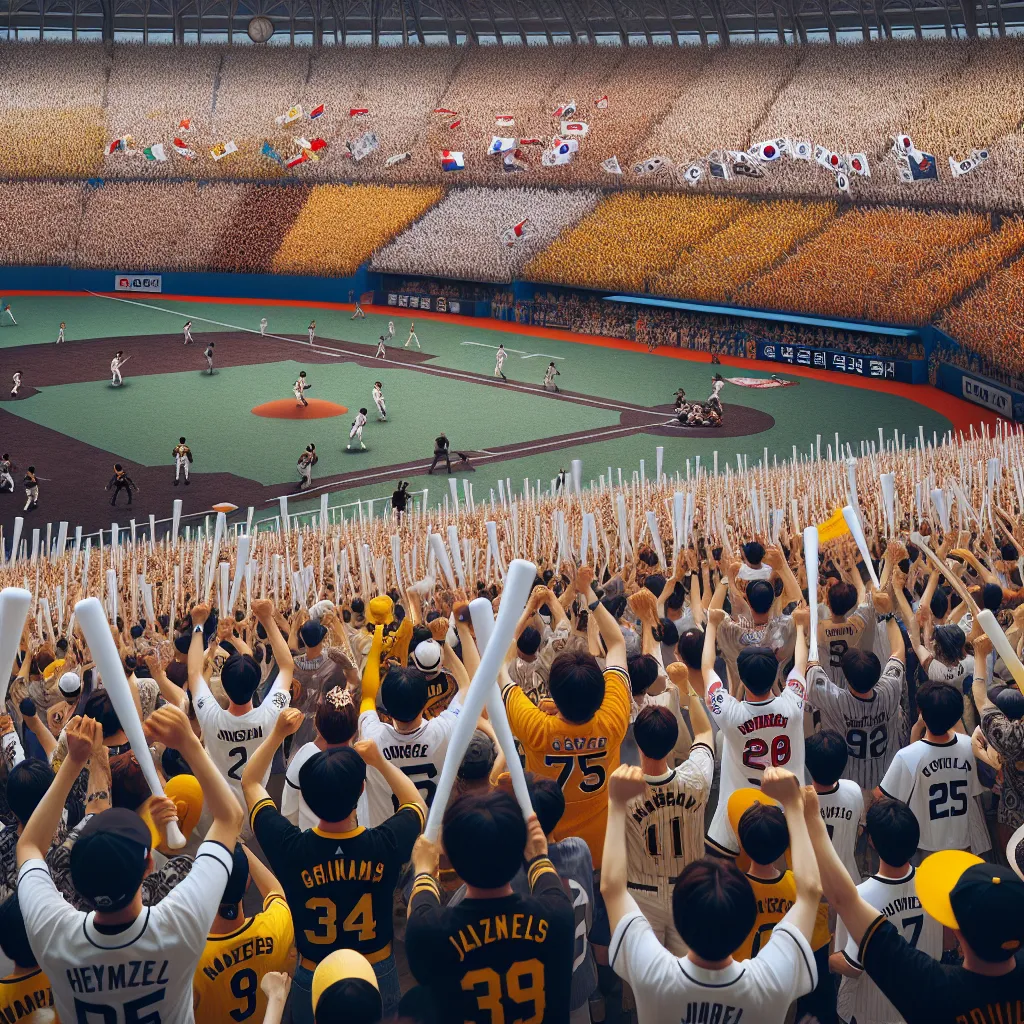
[807,657,905,791]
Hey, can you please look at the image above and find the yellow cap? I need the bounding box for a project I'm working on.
[727,787,779,839]
[916,850,983,929]
[312,950,378,1011]
[367,595,394,626]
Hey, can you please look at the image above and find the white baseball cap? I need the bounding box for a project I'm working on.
[412,639,442,675]
[59,671,82,697]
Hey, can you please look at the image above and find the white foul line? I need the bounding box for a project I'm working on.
[461,340,565,360]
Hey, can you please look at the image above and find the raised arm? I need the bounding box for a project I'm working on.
[354,739,427,818]
[253,599,294,694]
[241,708,304,811]
[579,565,626,671]
[18,698,57,759]
[243,844,285,898]
[600,765,647,934]
[872,592,905,665]
[791,604,809,678]
[765,545,803,606]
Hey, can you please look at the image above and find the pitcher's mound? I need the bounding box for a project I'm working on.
[252,399,348,419]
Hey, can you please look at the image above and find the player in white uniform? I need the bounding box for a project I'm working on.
[172,437,192,485]
[110,350,126,386]
[806,729,864,882]
[2,304,15,324]
[703,606,809,855]
[605,766,821,1024]
[296,443,317,491]
[358,663,465,826]
[56,322,65,344]
[372,381,387,420]
[260,317,268,336]
[387,320,395,341]
[543,361,560,392]
[0,454,14,493]
[832,798,942,1024]
[494,343,508,380]
[9,372,20,398]
[625,702,714,954]
[293,371,310,407]
[188,600,292,811]
[203,341,215,374]
[375,334,387,359]
[877,680,989,855]
[307,320,315,344]
[351,298,366,319]
[807,595,906,793]
[17,709,242,1024]
[183,320,194,344]
[347,408,368,450]
[405,321,420,348]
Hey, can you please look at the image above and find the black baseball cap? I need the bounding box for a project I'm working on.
[69,808,152,911]
[299,621,328,648]
[917,850,1024,962]
[299,747,366,821]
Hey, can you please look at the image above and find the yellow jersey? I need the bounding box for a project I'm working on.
[193,893,295,1023]
[735,870,831,960]
[503,665,631,868]
[0,968,58,1022]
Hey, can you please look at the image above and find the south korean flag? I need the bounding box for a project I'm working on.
[834,170,851,194]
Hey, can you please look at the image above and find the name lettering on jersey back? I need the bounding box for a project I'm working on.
[447,913,549,962]
[630,789,699,823]
[216,726,264,743]
[683,1001,744,1022]
[755,896,793,916]
[738,714,788,736]
[822,624,858,639]
[921,756,973,778]
[66,960,169,994]
[382,742,430,760]
[819,805,854,822]
[954,1001,1024,1024]
[202,937,277,981]
[302,858,385,888]
[551,736,607,752]
[880,894,922,917]
[0,987,53,1021]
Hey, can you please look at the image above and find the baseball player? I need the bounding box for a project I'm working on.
[372,381,387,421]
[22,467,38,511]
[0,454,14,493]
[405,321,420,349]
[183,320,194,344]
[293,371,311,407]
[708,372,725,409]
[347,408,368,450]
[296,443,317,491]
[110,351,127,387]
[494,343,508,380]
[375,334,387,359]
[106,463,136,507]
[308,320,316,344]
[260,317,268,336]
[625,699,715,955]
[351,296,366,319]
[56,322,65,344]
[2,304,15,325]
[173,436,193,485]
[10,373,21,399]
[543,360,560,392]
[387,320,395,341]
[204,341,215,374]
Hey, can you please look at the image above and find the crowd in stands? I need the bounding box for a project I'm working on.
[0,429,1022,1023]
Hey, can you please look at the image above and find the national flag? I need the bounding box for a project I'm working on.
[385,151,412,167]
[601,156,622,174]
[107,136,132,155]
[634,155,669,175]
[309,104,325,120]
[847,152,871,177]
[908,150,938,181]
[261,141,285,166]
[560,121,589,137]
[519,138,543,146]
[813,144,834,169]
[791,140,812,161]
[433,108,459,115]
[502,150,526,172]
[893,133,914,156]
[285,152,308,169]
[834,170,850,194]
[501,218,534,247]
[275,105,303,125]
[709,156,731,180]
[178,118,192,132]
[309,138,327,152]
[209,140,238,161]
[349,108,369,117]
[551,100,577,119]
[595,95,609,109]
[749,140,782,161]
[949,149,989,178]
[683,163,703,185]
[172,138,196,159]
[441,150,464,171]
[542,148,572,166]
[142,143,167,162]
[495,115,515,127]
[489,136,516,154]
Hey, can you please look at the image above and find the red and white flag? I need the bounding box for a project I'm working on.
[350,108,369,117]
[286,152,308,168]
[560,122,589,137]
[519,138,543,146]
[594,95,609,109]
[172,138,196,159]
[178,118,192,132]
[495,115,515,127]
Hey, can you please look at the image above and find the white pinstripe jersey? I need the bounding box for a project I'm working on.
[816,779,864,884]
[836,868,942,1024]
[625,744,715,889]
[815,599,873,688]
[807,658,905,791]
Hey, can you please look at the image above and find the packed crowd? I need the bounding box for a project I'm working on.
[0,427,1022,1023]
[4,38,1024,206]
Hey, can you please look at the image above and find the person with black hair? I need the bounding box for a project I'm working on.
[737,540,772,582]
[405,791,575,1022]
[188,600,293,812]
[603,765,822,1022]
[507,583,575,705]
[831,798,942,1024]
[817,576,875,688]
[702,605,810,857]
[623,697,714,955]
[193,844,294,1021]
[878,679,989,857]
[391,480,410,518]
[806,729,864,883]
[806,785,1024,1024]
[242,708,427,1022]
[0,894,55,1020]
[807,591,907,793]
[106,463,137,506]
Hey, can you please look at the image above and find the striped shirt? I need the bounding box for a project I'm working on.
[816,779,864,883]
[815,598,873,688]
[806,658,905,791]
[625,744,714,890]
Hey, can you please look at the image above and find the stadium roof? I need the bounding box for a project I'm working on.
[3,0,1023,46]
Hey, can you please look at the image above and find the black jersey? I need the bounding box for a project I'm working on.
[250,798,423,965]
[406,856,574,1023]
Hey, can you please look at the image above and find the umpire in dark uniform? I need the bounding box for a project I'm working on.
[427,433,451,474]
